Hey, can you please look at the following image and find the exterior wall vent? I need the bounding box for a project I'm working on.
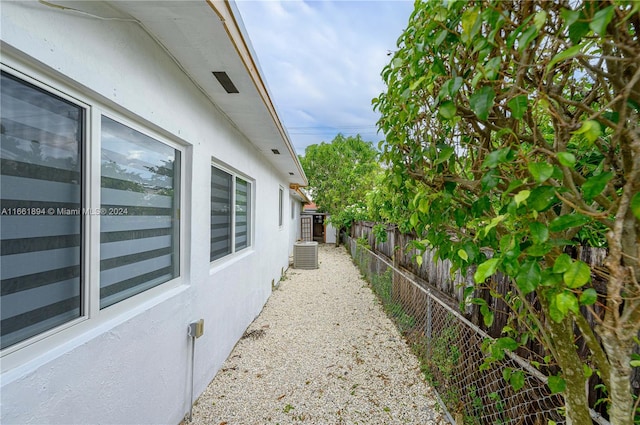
[212,71,239,93]
[293,241,318,269]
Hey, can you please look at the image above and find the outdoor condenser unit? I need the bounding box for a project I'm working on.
[293,241,318,269]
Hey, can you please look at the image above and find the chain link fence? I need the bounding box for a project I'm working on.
[347,237,600,425]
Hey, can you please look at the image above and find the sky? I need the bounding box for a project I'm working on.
[234,0,415,155]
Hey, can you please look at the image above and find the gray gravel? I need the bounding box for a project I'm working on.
[190,244,447,425]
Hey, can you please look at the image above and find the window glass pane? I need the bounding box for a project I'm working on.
[235,178,250,251]
[0,71,83,349]
[100,116,179,309]
[211,167,232,261]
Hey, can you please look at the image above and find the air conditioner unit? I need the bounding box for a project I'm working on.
[293,241,318,269]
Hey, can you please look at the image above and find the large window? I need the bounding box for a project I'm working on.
[100,117,180,308]
[0,69,182,351]
[0,71,83,350]
[210,164,252,262]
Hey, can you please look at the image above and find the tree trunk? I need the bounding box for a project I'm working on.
[602,335,634,425]
[601,195,640,425]
[548,316,593,425]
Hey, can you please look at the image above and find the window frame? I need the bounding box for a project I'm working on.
[209,161,254,264]
[278,186,284,228]
[0,60,186,359]
[98,115,182,309]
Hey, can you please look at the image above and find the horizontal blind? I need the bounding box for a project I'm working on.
[210,167,232,261]
[235,177,250,251]
[0,71,83,349]
[100,116,179,309]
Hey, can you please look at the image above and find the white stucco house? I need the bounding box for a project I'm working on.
[0,1,308,423]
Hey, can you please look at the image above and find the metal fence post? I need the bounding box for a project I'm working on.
[426,292,432,354]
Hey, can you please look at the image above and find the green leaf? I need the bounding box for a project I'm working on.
[484,214,506,236]
[569,21,590,44]
[482,308,494,327]
[557,152,576,168]
[528,162,554,183]
[503,367,512,382]
[553,254,573,273]
[392,57,404,69]
[514,190,530,207]
[507,95,528,119]
[474,258,500,283]
[461,7,481,44]
[534,10,547,30]
[416,255,423,266]
[582,171,613,201]
[418,198,430,214]
[561,8,580,27]
[449,77,463,97]
[409,212,419,228]
[432,57,446,75]
[529,222,549,244]
[409,76,426,91]
[483,57,501,80]
[528,186,558,212]
[579,288,598,305]
[526,243,551,257]
[564,261,591,288]
[481,169,500,192]
[516,260,541,294]
[457,249,468,261]
[482,147,512,169]
[541,270,563,287]
[631,192,640,220]
[496,337,519,351]
[500,234,514,253]
[583,364,593,378]
[589,6,614,36]
[471,297,486,306]
[547,44,582,71]
[510,370,525,391]
[573,120,601,143]
[556,291,579,315]
[469,86,496,121]
[549,213,590,232]
[517,26,538,53]
[505,179,524,195]
[439,101,457,120]
[435,146,455,165]
[440,77,464,100]
[548,375,566,394]
[549,297,565,323]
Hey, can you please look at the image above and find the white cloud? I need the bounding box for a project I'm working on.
[235,0,413,153]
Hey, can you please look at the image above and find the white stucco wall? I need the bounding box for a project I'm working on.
[1,2,295,424]
[288,198,304,255]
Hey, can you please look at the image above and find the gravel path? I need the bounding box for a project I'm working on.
[190,244,447,425]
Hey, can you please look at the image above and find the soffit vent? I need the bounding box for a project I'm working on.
[212,71,239,93]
